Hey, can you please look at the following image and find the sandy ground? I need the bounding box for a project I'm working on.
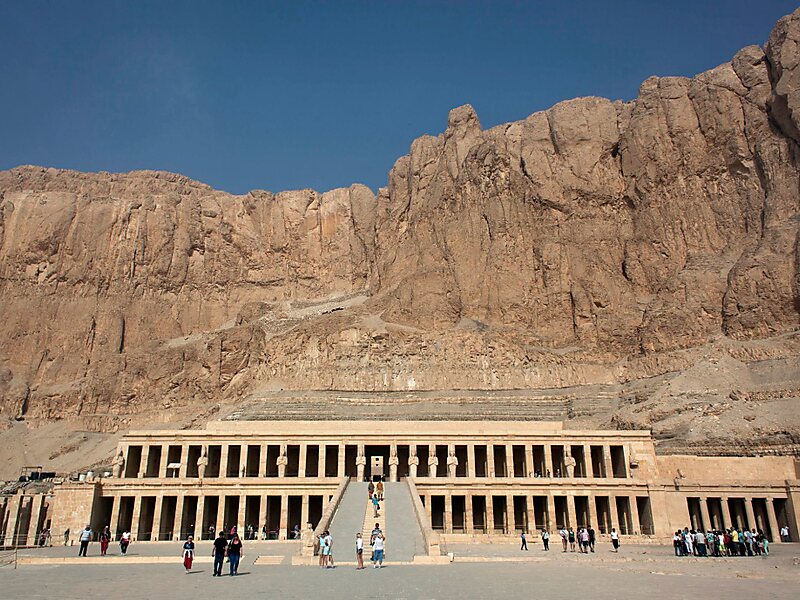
[3,542,797,599]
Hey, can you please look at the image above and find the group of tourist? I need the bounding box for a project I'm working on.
[75,525,131,557]
[521,527,619,553]
[672,527,772,557]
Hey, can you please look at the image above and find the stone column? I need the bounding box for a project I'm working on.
[588,494,599,529]
[700,498,712,532]
[27,495,44,546]
[137,447,146,478]
[298,444,307,478]
[279,494,289,540]
[3,495,21,546]
[444,493,453,533]
[486,495,494,533]
[174,494,185,541]
[389,444,399,482]
[159,444,169,478]
[565,495,575,529]
[196,496,206,540]
[239,446,248,478]
[629,495,641,535]
[505,444,514,478]
[543,445,553,478]
[546,494,556,530]
[318,445,327,479]
[301,495,310,530]
[219,445,229,479]
[130,496,142,541]
[506,494,516,533]
[487,445,496,478]
[465,493,474,533]
[237,495,247,532]
[744,498,756,531]
[179,444,190,479]
[214,496,224,535]
[151,496,164,541]
[584,445,593,477]
[720,497,732,529]
[424,494,432,528]
[766,498,781,542]
[356,443,366,480]
[259,444,268,477]
[525,445,534,477]
[526,496,536,532]
[607,495,617,533]
[603,446,614,479]
[467,444,477,478]
[337,443,346,478]
[108,496,121,540]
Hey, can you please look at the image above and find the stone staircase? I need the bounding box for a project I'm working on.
[360,493,386,545]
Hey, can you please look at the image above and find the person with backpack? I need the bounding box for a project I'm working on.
[227,532,243,576]
[78,525,92,557]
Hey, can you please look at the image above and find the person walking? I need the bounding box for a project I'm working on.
[212,530,227,576]
[99,526,110,556]
[319,533,327,568]
[568,527,576,552]
[372,493,380,517]
[372,531,386,568]
[588,525,596,552]
[780,525,789,542]
[541,529,550,551]
[368,481,375,499]
[356,532,365,569]
[376,480,384,501]
[227,532,243,576]
[119,530,131,555]
[63,528,70,546]
[520,531,528,551]
[182,535,195,574]
[610,528,620,552]
[78,525,92,557]
[559,527,568,552]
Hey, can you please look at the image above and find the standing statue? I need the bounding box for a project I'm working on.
[112,450,125,478]
[276,444,289,478]
[564,454,577,478]
[428,446,439,478]
[446,449,459,478]
[408,448,420,478]
[197,447,208,479]
[388,447,400,482]
[356,446,367,481]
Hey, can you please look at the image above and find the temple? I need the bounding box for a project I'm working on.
[3,420,798,553]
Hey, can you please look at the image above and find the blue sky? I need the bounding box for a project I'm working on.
[1,1,796,194]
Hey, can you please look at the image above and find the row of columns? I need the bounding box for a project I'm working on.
[420,492,639,535]
[694,496,781,537]
[0,494,49,547]
[106,492,329,542]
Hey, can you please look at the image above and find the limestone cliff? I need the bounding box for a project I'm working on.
[1,9,799,470]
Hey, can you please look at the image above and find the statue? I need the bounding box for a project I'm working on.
[356,447,367,481]
[388,447,400,482]
[197,447,208,479]
[428,447,439,478]
[446,449,459,478]
[564,454,577,478]
[300,522,314,548]
[112,450,125,478]
[408,448,420,478]
[276,444,288,478]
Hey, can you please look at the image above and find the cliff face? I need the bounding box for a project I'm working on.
[1,10,799,460]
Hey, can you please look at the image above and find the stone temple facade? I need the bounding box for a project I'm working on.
[4,420,797,553]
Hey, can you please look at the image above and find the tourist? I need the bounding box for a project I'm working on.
[182,535,195,574]
[541,529,550,551]
[227,532,243,575]
[568,527,576,552]
[780,525,789,542]
[762,532,770,556]
[743,528,753,556]
[376,480,384,501]
[588,525,596,552]
[319,533,327,568]
[673,531,682,556]
[356,532,364,569]
[372,493,380,517]
[99,526,110,556]
[261,524,268,540]
[372,531,386,568]
[559,527,568,552]
[368,481,375,498]
[684,528,693,556]
[694,529,706,557]
[120,530,131,555]
[520,531,528,550]
[370,523,383,562]
[324,530,334,568]
[78,525,92,557]
[610,527,620,552]
[212,530,227,576]
[579,527,590,553]
[63,528,70,546]
[293,523,301,539]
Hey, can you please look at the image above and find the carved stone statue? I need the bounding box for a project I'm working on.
[197,447,208,479]
[300,522,314,548]
[564,454,577,478]
[428,452,439,478]
[112,450,125,478]
[388,447,400,482]
[408,449,420,478]
[356,447,367,480]
[276,444,289,478]
[446,449,459,478]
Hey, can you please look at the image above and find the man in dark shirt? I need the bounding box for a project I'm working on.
[588,526,596,552]
[212,531,227,576]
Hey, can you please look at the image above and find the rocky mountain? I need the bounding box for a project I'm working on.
[1,9,799,472]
